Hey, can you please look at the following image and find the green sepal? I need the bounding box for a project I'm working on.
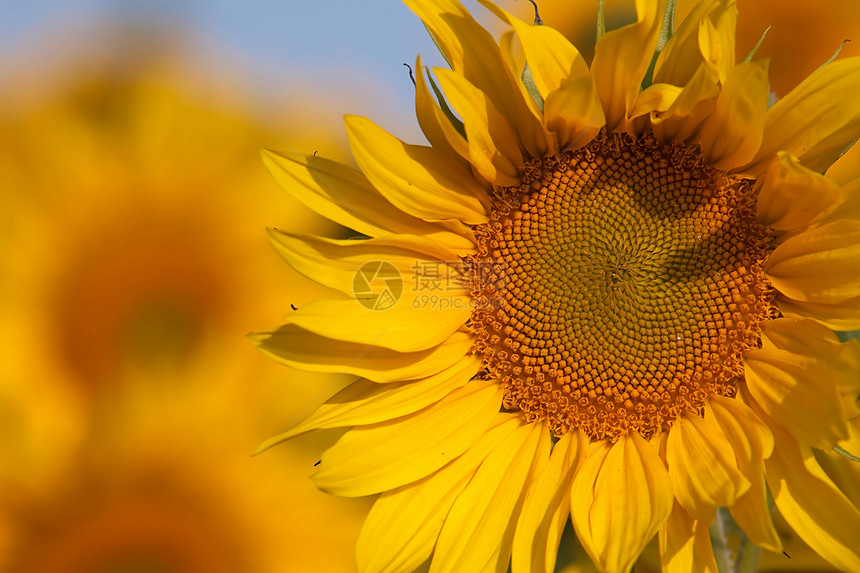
[596,0,606,42]
[641,0,677,89]
[526,0,543,26]
[425,69,466,139]
[836,330,860,342]
[423,23,452,69]
[521,63,544,113]
[833,444,860,463]
[656,0,677,53]
[821,39,851,69]
[744,26,771,63]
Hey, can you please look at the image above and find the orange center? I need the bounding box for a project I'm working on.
[467,132,777,442]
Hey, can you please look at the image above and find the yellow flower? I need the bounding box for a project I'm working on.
[254,1,860,571]
[0,59,368,572]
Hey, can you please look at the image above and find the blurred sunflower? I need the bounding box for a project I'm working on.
[254,0,860,572]
[0,55,368,572]
[0,366,370,573]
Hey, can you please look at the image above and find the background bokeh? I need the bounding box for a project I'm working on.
[1,1,857,572]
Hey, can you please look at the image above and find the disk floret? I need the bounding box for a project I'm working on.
[467,132,778,442]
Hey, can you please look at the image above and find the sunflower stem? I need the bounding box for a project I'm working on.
[736,535,762,573]
[710,507,763,573]
[711,507,741,573]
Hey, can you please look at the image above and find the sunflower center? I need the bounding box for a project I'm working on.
[467,132,776,442]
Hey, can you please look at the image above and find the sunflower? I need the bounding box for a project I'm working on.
[254,0,860,571]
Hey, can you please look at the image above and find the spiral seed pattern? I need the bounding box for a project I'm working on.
[467,133,777,442]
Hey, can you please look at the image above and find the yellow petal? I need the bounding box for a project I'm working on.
[511,430,586,573]
[727,481,782,554]
[435,68,522,185]
[707,394,773,471]
[650,63,720,143]
[570,432,673,573]
[743,317,857,449]
[475,0,588,98]
[760,319,860,419]
[765,219,860,303]
[799,116,860,174]
[819,174,860,222]
[764,420,860,572]
[666,412,750,521]
[286,293,471,353]
[262,149,474,249]
[495,30,557,159]
[631,83,683,119]
[403,0,547,159]
[314,379,503,497]
[698,60,769,170]
[356,414,522,573]
[658,502,718,573]
[591,0,664,133]
[654,0,733,86]
[265,353,481,442]
[345,115,488,225]
[819,418,860,509]
[267,229,463,295]
[826,133,860,184]
[649,0,741,140]
[755,151,842,231]
[414,55,468,159]
[778,293,860,331]
[698,0,737,83]
[741,57,860,177]
[543,74,605,151]
[707,394,782,552]
[431,422,546,573]
[251,324,474,382]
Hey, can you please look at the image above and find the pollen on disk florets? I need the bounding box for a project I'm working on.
[465,131,779,443]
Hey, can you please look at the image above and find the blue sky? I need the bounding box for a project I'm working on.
[1,0,538,144]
